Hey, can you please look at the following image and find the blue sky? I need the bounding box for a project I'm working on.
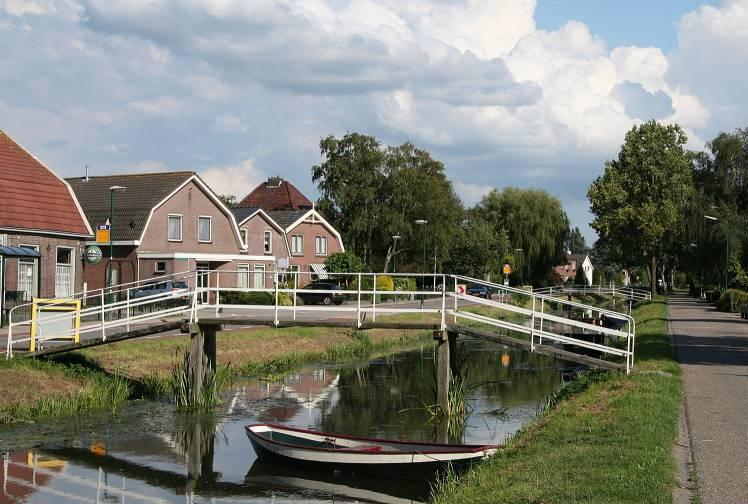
[0,0,746,243]
[536,0,714,51]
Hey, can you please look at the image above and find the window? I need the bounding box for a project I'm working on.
[291,235,303,255]
[55,247,74,298]
[18,244,39,301]
[198,216,212,243]
[315,235,327,256]
[264,230,272,254]
[0,234,7,246]
[168,215,182,241]
[253,264,266,289]
[240,229,247,248]
[154,261,166,273]
[237,264,250,289]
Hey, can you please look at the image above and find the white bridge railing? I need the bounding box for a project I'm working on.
[5,271,638,373]
[533,284,652,302]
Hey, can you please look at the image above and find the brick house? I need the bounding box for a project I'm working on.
[232,206,291,288]
[0,130,93,325]
[236,177,344,283]
[67,172,252,293]
[554,253,594,286]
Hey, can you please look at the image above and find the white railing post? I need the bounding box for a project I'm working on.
[274,271,279,327]
[453,277,458,323]
[215,271,220,317]
[372,274,377,322]
[530,295,536,351]
[440,274,446,330]
[293,272,297,321]
[100,289,106,341]
[539,297,544,345]
[126,288,131,332]
[356,273,362,328]
[6,317,12,359]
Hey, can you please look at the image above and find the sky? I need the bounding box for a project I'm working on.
[0,0,746,243]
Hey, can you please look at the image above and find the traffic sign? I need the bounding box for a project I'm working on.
[96,224,110,244]
[455,284,467,295]
[502,263,512,275]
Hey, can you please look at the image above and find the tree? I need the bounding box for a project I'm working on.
[588,121,695,296]
[324,252,364,273]
[218,194,238,208]
[477,188,569,286]
[312,134,462,272]
[447,211,510,279]
[565,227,588,254]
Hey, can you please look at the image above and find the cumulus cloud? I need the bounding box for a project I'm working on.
[455,181,493,206]
[129,96,189,116]
[0,0,55,17]
[611,81,674,120]
[213,113,248,133]
[200,159,266,199]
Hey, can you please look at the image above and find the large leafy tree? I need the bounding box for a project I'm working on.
[477,187,569,285]
[588,121,695,296]
[447,210,511,279]
[565,226,588,254]
[312,134,462,272]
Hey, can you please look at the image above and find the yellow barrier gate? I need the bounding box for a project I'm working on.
[29,299,81,352]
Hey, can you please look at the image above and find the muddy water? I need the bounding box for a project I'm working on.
[0,337,568,503]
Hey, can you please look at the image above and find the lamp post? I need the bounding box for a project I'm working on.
[391,235,401,274]
[704,214,728,291]
[515,248,523,286]
[108,186,126,298]
[415,220,427,308]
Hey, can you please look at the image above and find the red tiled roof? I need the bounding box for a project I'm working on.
[238,177,313,212]
[0,130,91,236]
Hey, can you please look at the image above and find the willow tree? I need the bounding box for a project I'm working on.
[477,188,569,285]
[588,121,694,296]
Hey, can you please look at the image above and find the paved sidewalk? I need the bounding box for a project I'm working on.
[669,294,748,504]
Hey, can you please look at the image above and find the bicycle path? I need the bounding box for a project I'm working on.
[669,294,748,504]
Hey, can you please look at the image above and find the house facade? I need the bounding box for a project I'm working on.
[68,172,254,293]
[235,177,345,285]
[232,207,291,289]
[554,253,594,286]
[0,130,93,325]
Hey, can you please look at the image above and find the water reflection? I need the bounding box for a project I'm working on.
[0,337,567,503]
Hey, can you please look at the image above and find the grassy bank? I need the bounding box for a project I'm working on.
[432,296,682,504]
[0,323,433,424]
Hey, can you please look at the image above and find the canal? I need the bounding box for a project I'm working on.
[0,337,568,503]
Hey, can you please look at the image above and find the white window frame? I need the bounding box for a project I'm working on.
[253,263,266,289]
[237,263,250,289]
[291,234,304,256]
[55,246,75,298]
[263,229,273,254]
[168,214,183,242]
[18,244,39,301]
[154,261,166,273]
[315,235,328,256]
[198,216,213,243]
[240,228,247,248]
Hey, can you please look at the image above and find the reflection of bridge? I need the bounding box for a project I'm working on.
[5,271,640,410]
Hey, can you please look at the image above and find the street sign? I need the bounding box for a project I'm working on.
[503,278,509,286]
[502,263,512,275]
[96,224,110,244]
[85,245,102,264]
[455,284,467,295]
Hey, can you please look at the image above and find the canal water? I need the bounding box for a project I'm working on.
[0,337,567,504]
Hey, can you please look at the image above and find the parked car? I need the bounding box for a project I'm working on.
[130,280,189,300]
[467,284,492,299]
[296,281,345,305]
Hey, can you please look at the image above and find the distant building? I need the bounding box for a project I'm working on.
[232,206,291,288]
[554,253,594,286]
[67,171,248,292]
[0,130,93,325]
[235,177,344,283]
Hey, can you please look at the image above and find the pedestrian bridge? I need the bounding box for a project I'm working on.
[5,270,639,373]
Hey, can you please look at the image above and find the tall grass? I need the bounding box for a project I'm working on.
[170,350,233,410]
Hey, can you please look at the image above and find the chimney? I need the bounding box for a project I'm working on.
[84,165,89,182]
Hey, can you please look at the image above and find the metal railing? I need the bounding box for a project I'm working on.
[533,284,651,302]
[5,270,638,373]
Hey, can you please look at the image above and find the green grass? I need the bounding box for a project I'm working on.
[431,296,683,504]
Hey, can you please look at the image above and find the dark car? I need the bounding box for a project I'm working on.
[467,284,492,299]
[296,281,345,305]
[130,280,189,300]
[741,303,748,320]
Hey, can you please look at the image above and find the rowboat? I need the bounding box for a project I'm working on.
[245,424,499,477]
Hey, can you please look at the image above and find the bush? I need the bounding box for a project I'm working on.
[221,291,274,305]
[376,275,394,293]
[716,288,748,312]
[393,277,416,292]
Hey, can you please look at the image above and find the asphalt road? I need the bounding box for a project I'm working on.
[669,294,748,504]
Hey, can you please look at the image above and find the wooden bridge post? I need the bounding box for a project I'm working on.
[188,324,218,405]
[435,330,450,414]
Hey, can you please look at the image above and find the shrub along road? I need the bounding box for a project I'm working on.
[670,293,748,503]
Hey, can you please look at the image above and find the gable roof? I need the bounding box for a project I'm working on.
[270,208,345,252]
[0,130,92,237]
[268,209,309,230]
[67,171,195,241]
[238,177,313,212]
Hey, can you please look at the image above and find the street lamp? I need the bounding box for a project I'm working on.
[704,215,728,291]
[108,186,126,294]
[415,220,427,308]
[391,235,401,274]
[515,248,523,286]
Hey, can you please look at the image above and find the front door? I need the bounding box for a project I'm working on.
[17,245,39,302]
[197,263,209,303]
